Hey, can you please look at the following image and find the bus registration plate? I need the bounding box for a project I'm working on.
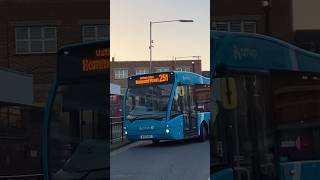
[140,135,153,139]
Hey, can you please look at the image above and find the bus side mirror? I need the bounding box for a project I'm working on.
[217,78,238,109]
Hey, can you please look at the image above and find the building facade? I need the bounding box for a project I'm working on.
[111,59,202,94]
[211,0,294,43]
[0,0,109,106]
[292,0,320,53]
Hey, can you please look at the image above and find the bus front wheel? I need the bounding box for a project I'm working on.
[199,123,208,142]
[152,139,160,144]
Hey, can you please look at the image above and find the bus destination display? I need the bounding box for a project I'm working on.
[129,73,174,86]
[58,41,109,82]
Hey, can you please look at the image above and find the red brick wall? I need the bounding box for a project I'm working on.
[0,0,109,104]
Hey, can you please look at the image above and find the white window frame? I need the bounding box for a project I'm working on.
[214,22,230,31]
[156,67,170,72]
[135,68,149,75]
[15,26,57,54]
[212,21,257,33]
[242,21,257,33]
[82,24,109,42]
[114,68,128,79]
[176,66,191,72]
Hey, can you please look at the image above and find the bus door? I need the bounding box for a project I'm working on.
[272,71,320,180]
[211,72,277,180]
[48,82,108,180]
[177,85,197,137]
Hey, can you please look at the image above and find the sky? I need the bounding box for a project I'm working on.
[111,0,210,71]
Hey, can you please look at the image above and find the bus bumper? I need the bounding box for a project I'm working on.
[126,126,184,141]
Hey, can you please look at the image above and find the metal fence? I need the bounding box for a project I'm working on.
[110,117,125,144]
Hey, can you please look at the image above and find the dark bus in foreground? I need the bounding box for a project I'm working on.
[42,40,109,180]
[211,31,320,180]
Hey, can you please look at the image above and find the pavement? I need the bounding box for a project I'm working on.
[110,139,132,152]
[110,139,210,180]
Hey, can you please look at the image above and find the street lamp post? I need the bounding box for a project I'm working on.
[149,19,194,72]
[192,61,195,72]
[262,0,271,35]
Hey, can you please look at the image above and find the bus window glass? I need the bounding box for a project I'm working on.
[211,75,276,179]
[49,82,108,178]
[273,72,320,162]
[194,84,210,112]
[125,84,173,121]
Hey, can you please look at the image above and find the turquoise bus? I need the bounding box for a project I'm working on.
[124,71,210,143]
[210,31,320,180]
[42,41,109,180]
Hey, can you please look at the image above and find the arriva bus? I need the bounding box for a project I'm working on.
[210,31,320,180]
[124,71,210,143]
[42,40,109,180]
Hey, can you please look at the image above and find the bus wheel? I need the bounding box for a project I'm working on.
[152,139,160,144]
[199,123,207,142]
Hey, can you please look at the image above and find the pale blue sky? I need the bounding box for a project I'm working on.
[111,0,210,71]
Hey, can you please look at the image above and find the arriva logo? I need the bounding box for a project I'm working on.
[139,126,155,130]
[233,45,257,60]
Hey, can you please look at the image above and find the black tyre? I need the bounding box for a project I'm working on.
[152,139,160,144]
[199,123,207,142]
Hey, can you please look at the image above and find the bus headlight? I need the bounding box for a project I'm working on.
[125,131,128,135]
[165,129,170,134]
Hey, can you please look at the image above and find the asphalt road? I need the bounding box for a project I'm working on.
[111,139,209,180]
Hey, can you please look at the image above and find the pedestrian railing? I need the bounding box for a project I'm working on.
[110,117,125,144]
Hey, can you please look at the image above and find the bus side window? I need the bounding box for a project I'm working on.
[170,86,184,117]
[194,84,210,112]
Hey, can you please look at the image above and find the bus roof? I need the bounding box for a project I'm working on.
[59,40,109,52]
[129,71,210,85]
[211,31,320,73]
[173,71,210,84]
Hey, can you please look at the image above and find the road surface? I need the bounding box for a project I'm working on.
[111,139,209,180]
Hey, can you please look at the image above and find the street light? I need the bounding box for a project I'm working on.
[149,19,194,72]
[192,61,195,72]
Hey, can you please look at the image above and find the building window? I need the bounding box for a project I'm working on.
[243,21,257,33]
[156,67,170,72]
[212,21,256,33]
[114,69,128,79]
[120,88,127,95]
[213,22,230,31]
[82,25,109,42]
[15,26,57,54]
[230,21,242,32]
[0,106,23,135]
[176,66,191,72]
[135,68,149,75]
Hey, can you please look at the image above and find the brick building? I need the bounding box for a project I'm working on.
[292,0,320,53]
[211,0,294,42]
[0,0,109,106]
[211,0,320,54]
[111,59,202,94]
[0,0,109,176]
